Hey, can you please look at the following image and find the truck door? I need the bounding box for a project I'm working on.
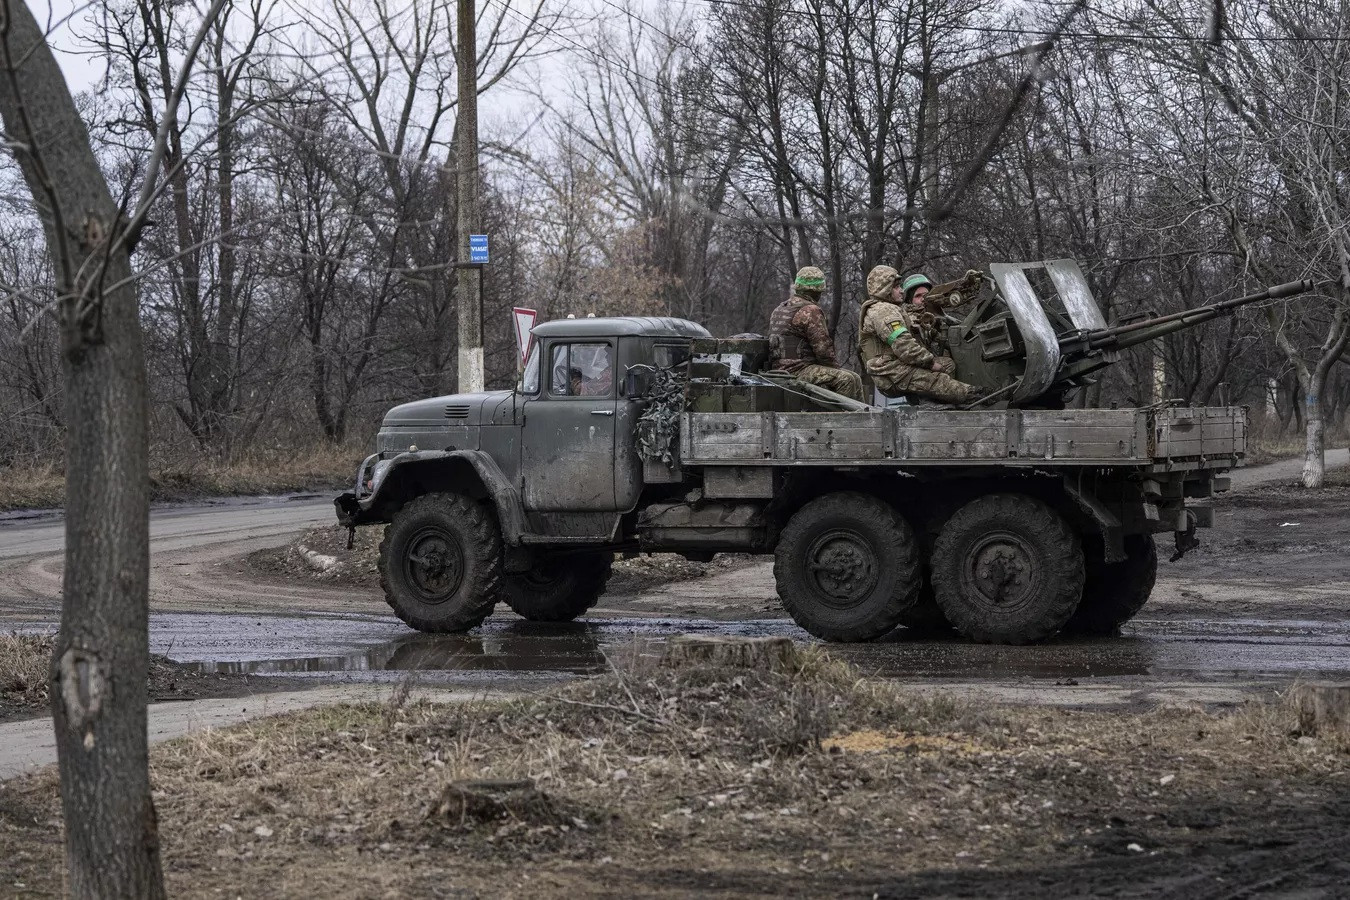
[520,340,618,511]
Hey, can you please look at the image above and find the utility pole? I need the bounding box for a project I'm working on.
[456,0,484,391]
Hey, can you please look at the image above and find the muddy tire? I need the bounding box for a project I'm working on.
[499,552,612,622]
[773,491,921,642]
[1064,535,1158,635]
[931,493,1084,644]
[379,493,501,632]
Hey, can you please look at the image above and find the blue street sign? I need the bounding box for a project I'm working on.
[469,234,489,264]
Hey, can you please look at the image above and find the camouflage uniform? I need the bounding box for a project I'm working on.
[857,265,979,404]
[768,266,864,401]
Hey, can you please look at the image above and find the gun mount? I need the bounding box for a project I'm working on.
[945,259,1313,408]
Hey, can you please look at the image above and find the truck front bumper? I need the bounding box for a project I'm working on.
[334,451,391,527]
[334,491,370,527]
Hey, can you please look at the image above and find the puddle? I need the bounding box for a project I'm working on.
[184,623,616,676]
[164,614,1350,682]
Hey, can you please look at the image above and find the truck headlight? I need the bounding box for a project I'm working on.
[369,459,393,494]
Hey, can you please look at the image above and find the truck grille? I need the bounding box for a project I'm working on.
[444,404,471,419]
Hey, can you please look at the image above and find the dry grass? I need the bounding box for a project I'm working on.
[0,634,51,713]
[1246,435,1308,466]
[0,443,362,512]
[2,652,1347,897]
[1245,420,1350,466]
[4,461,66,512]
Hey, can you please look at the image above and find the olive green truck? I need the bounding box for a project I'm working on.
[336,261,1301,644]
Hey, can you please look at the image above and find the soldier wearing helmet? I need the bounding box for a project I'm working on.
[858,265,982,404]
[767,266,864,401]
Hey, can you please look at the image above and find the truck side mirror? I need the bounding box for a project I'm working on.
[624,367,652,398]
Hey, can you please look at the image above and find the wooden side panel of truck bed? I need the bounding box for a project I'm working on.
[680,406,1246,470]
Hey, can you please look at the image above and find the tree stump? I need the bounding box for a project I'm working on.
[433,779,559,826]
[662,635,804,673]
[1290,683,1350,736]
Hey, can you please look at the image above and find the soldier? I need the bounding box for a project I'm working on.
[858,266,983,404]
[767,266,864,400]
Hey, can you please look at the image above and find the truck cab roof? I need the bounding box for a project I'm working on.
[531,316,710,339]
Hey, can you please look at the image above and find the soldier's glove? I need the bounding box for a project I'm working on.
[931,356,957,376]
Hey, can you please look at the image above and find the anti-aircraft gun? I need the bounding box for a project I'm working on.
[942,259,1314,408]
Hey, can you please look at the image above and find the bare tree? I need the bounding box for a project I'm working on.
[0,215,63,458]
[1126,0,1350,485]
[91,0,272,448]
[0,0,222,893]
[555,2,737,323]
[267,98,398,441]
[291,0,560,395]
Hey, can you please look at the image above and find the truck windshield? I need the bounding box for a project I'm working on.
[519,343,541,393]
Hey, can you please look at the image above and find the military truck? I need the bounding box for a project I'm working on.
[336,261,1308,644]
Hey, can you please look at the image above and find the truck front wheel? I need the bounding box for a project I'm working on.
[931,494,1084,644]
[1063,535,1158,635]
[774,491,922,642]
[379,493,501,632]
[499,552,613,622]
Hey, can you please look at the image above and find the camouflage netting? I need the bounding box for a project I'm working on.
[635,367,686,466]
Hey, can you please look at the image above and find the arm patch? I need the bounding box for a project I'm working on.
[886,321,907,344]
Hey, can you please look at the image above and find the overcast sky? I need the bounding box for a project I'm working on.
[34,0,671,131]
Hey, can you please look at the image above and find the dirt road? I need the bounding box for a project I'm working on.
[2,456,1347,711]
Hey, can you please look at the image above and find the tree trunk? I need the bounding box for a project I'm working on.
[0,4,161,896]
[209,32,238,450]
[1300,300,1349,488]
[1303,391,1326,488]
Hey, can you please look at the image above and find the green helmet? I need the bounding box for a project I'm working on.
[793,266,827,293]
[902,273,933,300]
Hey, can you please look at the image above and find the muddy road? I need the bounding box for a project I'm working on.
[1,455,1347,706]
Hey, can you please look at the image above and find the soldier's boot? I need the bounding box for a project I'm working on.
[908,369,980,405]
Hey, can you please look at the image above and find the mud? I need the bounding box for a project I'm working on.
[0,633,312,725]
[1153,475,1350,623]
[249,522,755,596]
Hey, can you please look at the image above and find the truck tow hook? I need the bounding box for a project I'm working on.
[347,524,357,551]
[1170,510,1200,562]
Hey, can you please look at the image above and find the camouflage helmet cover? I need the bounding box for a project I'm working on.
[865,265,902,300]
[793,266,827,293]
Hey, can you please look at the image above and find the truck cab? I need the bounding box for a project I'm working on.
[510,317,706,517]
[345,316,707,524]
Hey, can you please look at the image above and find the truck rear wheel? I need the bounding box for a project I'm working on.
[931,494,1084,644]
[499,552,612,622]
[379,493,501,633]
[774,492,921,642]
[1064,535,1158,635]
